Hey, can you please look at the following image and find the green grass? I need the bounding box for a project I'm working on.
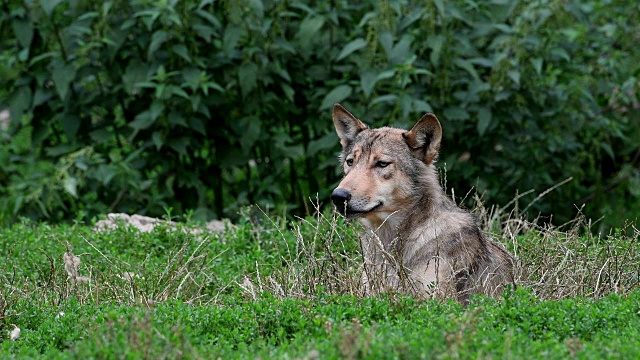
[1,211,639,359]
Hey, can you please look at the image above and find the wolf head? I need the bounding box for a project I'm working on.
[331,103,442,225]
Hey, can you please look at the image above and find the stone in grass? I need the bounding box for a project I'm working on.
[9,325,20,341]
[94,213,233,234]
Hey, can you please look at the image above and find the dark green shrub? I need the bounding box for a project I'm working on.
[1,0,639,227]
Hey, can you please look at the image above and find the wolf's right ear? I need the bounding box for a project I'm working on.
[403,113,442,164]
[332,103,367,149]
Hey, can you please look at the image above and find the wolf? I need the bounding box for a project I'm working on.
[330,103,515,304]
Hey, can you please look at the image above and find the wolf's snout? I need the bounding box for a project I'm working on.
[331,188,352,209]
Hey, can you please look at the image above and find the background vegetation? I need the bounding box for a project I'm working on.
[1,0,640,229]
[1,210,638,357]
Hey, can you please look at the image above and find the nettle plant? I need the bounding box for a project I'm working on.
[1,0,639,227]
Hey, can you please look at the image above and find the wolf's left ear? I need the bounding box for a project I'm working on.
[332,103,368,149]
[402,113,442,164]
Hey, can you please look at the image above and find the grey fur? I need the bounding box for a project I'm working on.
[331,103,515,304]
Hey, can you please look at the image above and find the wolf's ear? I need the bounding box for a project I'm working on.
[332,103,367,149]
[402,113,442,164]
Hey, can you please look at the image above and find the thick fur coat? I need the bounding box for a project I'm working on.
[330,104,515,303]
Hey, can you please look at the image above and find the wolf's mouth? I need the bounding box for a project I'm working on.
[337,202,383,217]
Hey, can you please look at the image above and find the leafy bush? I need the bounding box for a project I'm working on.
[1,0,639,227]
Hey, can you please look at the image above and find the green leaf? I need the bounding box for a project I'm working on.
[130,102,164,130]
[493,24,514,34]
[182,67,201,91]
[530,57,543,75]
[40,0,63,17]
[152,131,163,150]
[9,87,32,124]
[52,64,76,100]
[296,15,325,47]
[193,24,216,43]
[507,69,520,87]
[550,47,570,62]
[237,116,261,152]
[130,112,153,130]
[149,101,164,121]
[33,89,53,107]
[273,68,291,82]
[307,132,336,156]
[190,95,201,112]
[168,85,190,99]
[189,118,207,135]
[370,94,397,106]
[203,81,224,94]
[477,107,492,135]
[389,35,413,65]
[426,35,444,66]
[197,104,211,119]
[63,177,78,198]
[400,94,412,119]
[336,38,368,61]
[433,0,445,16]
[281,83,295,102]
[378,32,394,60]
[12,19,34,48]
[376,69,396,82]
[443,107,470,121]
[495,91,512,102]
[29,51,56,66]
[61,114,81,139]
[168,111,188,128]
[218,147,250,168]
[358,11,377,27]
[11,192,24,215]
[248,0,264,18]
[223,25,242,54]
[320,85,352,110]
[413,99,433,113]
[89,128,110,144]
[148,30,168,60]
[134,9,161,30]
[45,144,76,157]
[601,142,614,159]
[123,61,150,95]
[196,9,221,27]
[360,70,377,98]
[238,62,258,97]
[468,81,491,95]
[469,57,494,68]
[168,137,190,155]
[172,44,192,62]
[453,58,479,81]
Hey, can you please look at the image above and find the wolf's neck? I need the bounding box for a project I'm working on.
[396,172,457,238]
[412,168,451,216]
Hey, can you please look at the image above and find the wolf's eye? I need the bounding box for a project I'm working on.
[376,161,390,168]
[346,159,354,166]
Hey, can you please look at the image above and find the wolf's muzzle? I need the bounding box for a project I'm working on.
[331,188,351,212]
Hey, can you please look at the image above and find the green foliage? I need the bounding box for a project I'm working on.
[1,0,639,227]
[4,291,639,359]
[0,219,639,358]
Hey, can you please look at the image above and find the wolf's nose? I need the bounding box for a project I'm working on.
[331,188,352,208]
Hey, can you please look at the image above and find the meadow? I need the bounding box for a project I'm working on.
[2,1,639,357]
[1,206,638,359]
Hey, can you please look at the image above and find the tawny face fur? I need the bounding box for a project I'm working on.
[331,104,442,228]
[336,128,421,223]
